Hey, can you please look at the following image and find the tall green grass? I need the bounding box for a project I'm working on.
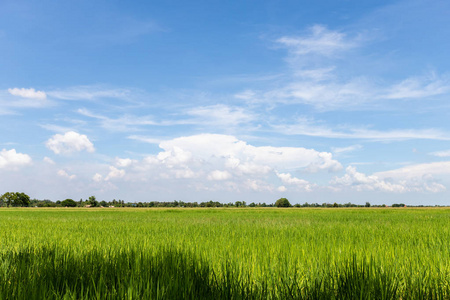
[0,208,449,299]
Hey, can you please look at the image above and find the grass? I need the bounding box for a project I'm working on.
[0,207,449,299]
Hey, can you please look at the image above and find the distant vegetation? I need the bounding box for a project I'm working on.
[0,192,430,208]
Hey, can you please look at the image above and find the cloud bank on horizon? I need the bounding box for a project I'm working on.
[1,0,450,204]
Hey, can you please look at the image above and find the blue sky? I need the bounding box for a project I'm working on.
[1,0,450,205]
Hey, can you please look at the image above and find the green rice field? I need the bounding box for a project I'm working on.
[0,207,449,299]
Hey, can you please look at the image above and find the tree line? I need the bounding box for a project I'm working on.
[0,192,427,208]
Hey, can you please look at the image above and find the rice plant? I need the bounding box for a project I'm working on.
[0,208,448,299]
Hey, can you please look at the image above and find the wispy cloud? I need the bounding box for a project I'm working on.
[271,118,450,141]
[332,145,363,155]
[375,161,450,180]
[39,124,75,133]
[385,72,450,99]
[127,135,161,144]
[48,85,136,101]
[430,150,450,157]
[277,25,361,58]
[184,104,256,127]
[331,165,446,193]
[77,108,158,132]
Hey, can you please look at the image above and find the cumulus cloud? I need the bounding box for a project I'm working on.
[102,134,341,192]
[0,149,32,169]
[276,172,313,191]
[157,134,342,172]
[92,173,103,182]
[207,170,232,181]
[105,166,125,181]
[45,131,95,154]
[8,88,46,100]
[115,158,137,168]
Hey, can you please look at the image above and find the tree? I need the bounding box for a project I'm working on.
[275,198,291,208]
[88,196,98,207]
[365,202,371,207]
[61,199,77,207]
[0,192,30,207]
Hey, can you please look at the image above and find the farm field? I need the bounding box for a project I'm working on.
[0,208,449,299]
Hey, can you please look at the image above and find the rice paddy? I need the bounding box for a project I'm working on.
[0,207,449,299]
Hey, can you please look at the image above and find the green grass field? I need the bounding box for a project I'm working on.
[0,208,449,299]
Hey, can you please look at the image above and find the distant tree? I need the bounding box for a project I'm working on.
[275,198,291,208]
[333,202,339,207]
[61,199,77,207]
[100,200,108,207]
[88,196,98,207]
[0,192,30,207]
[365,202,371,207]
[0,192,13,207]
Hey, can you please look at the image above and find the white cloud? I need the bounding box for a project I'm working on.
[92,173,103,182]
[95,134,340,193]
[234,90,256,100]
[374,161,450,179]
[77,108,158,132]
[105,166,125,181]
[331,165,446,193]
[207,170,232,181]
[276,172,313,191]
[184,104,255,127]
[127,135,161,144]
[40,124,74,133]
[43,157,55,164]
[277,186,287,192]
[57,169,76,180]
[115,157,137,168]
[386,73,450,99]
[157,134,341,172]
[0,149,32,169]
[332,145,363,154]
[244,179,274,192]
[47,86,133,101]
[174,168,196,179]
[273,118,450,141]
[45,131,95,154]
[430,150,450,157]
[277,25,359,57]
[8,88,46,100]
